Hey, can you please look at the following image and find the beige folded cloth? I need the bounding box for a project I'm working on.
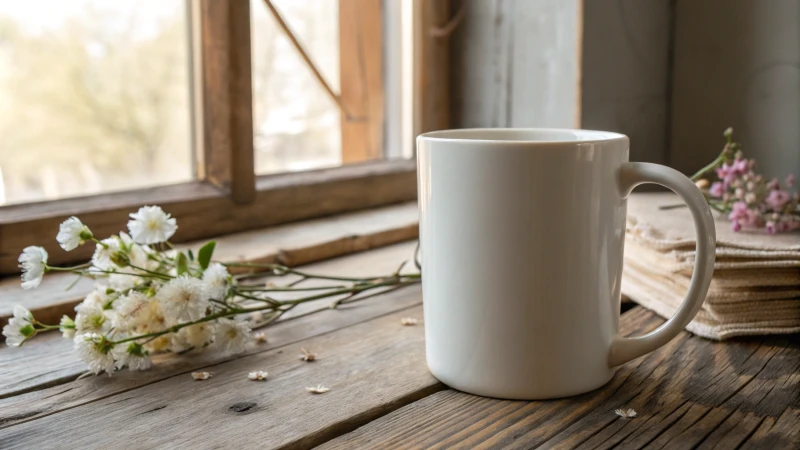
[623,192,800,340]
[626,193,800,252]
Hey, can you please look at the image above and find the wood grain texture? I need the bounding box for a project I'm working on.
[0,202,419,331]
[581,0,672,165]
[450,0,580,129]
[670,0,800,179]
[0,304,439,448]
[0,159,417,274]
[200,0,256,203]
[339,0,385,163]
[0,242,422,427]
[417,0,450,133]
[320,309,800,449]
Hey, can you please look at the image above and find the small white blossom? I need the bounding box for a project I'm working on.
[158,276,209,322]
[112,342,152,371]
[74,333,116,375]
[113,292,154,332]
[171,323,213,352]
[253,332,267,343]
[18,246,48,290]
[127,206,177,245]
[213,318,251,355]
[57,217,92,251]
[615,408,637,419]
[248,370,268,381]
[191,371,213,380]
[2,305,35,347]
[299,347,316,362]
[202,263,230,300]
[306,385,329,394]
[59,315,76,339]
[74,301,111,335]
[400,317,418,326]
[91,238,121,270]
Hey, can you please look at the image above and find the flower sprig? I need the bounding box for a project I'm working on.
[2,206,420,375]
[664,127,799,233]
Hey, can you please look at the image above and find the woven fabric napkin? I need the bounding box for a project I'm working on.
[622,192,800,340]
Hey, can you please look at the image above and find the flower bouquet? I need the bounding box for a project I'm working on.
[4,206,420,375]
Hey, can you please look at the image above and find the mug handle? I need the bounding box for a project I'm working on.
[608,162,716,367]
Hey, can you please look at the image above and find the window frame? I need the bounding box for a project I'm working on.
[0,0,449,275]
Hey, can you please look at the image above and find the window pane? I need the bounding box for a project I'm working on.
[251,0,342,174]
[0,0,192,205]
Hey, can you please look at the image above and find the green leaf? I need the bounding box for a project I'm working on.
[187,249,195,261]
[176,252,188,275]
[198,241,216,270]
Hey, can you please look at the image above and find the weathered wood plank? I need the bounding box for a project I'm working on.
[0,304,439,448]
[0,202,419,330]
[0,159,417,274]
[0,242,419,405]
[320,310,800,449]
[450,0,580,129]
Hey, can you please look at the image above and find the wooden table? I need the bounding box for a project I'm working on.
[1,243,798,449]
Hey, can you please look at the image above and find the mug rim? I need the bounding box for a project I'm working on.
[417,128,628,145]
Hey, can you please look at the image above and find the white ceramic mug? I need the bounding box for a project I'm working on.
[417,128,716,400]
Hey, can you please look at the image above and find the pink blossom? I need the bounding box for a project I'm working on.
[767,178,780,190]
[732,158,749,174]
[709,182,724,197]
[765,221,776,234]
[786,174,795,187]
[731,220,742,232]
[765,189,791,211]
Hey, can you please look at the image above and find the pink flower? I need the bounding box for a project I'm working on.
[732,158,749,174]
[767,178,780,190]
[731,220,742,232]
[765,221,776,234]
[709,182,724,197]
[786,174,795,188]
[728,201,749,220]
[765,189,791,211]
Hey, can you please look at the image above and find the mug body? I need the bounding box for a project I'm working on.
[417,128,630,399]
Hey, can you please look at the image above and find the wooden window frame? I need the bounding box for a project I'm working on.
[0,0,450,275]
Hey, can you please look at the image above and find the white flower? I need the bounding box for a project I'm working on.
[112,342,152,371]
[202,263,230,300]
[171,322,213,352]
[91,238,122,270]
[191,371,213,380]
[253,332,267,343]
[213,318,251,355]
[75,302,111,335]
[113,292,154,332]
[59,315,75,339]
[248,370,268,381]
[615,408,637,419]
[2,305,35,347]
[18,246,48,290]
[158,276,209,322]
[57,217,91,251]
[119,232,154,270]
[306,385,329,394]
[400,317,418,326]
[78,290,110,311]
[74,333,116,375]
[127,206,177,245]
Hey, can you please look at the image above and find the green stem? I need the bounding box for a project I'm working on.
[128,264,174,280]
[237,284,350,292]
[690,154,724,181]
[223,262,378,282]
[46,263,92,272]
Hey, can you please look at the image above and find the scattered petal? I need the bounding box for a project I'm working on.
[299,347,316,362]
[253,332,268,344]
[248,370,268,381]
[191,371,213,380]
[400,317,418,326]
[306,384,329,394]
[615,408,637,419]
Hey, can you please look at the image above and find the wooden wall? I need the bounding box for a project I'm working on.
[449,0,800,179]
